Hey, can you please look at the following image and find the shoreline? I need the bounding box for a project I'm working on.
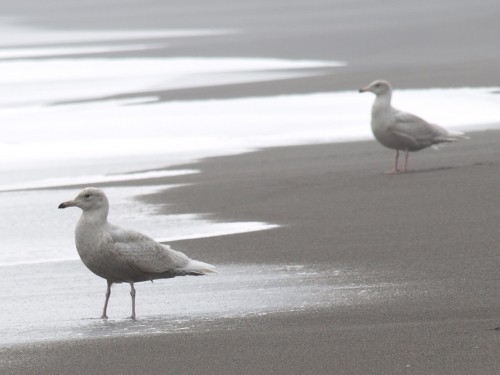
[3,0,500,373]
[3,130,500,373]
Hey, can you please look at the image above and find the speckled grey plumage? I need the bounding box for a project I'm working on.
[59,187,216,319]
[359,80,468,172]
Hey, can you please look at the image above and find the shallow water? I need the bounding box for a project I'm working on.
[0,184,277,266]
[0,260,392,346]
[0,24,498,184]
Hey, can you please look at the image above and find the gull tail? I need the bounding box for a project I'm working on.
[435,130,470,143]
[445,130,470,141]
[183,259,218,275]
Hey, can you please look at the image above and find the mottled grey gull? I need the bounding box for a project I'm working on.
[58,187,216,319]
[359,80,468,173]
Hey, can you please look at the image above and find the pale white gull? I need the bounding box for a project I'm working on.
[58,187,216,319]
[359,80,468,173]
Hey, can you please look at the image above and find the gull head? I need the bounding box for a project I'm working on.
[58,187,109,212]
[359,80,392,96]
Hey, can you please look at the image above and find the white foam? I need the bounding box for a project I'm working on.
[0,186,279,266]
[0,57,340,85]
[0,22,237,47]
[1,85,498,178]
[157,222,280,242]
[0,55,345,183]
[0,169,198,192]
[0,44,168,59]
[0,24,497,190]
[0,57,342,110]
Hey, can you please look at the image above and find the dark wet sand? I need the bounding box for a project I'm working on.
[2,0,500,373]
[3,131,500,374]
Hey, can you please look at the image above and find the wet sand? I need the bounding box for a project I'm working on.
[2,0,500,373]
[3,131,500,374]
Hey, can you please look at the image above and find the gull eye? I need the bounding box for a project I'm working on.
[84,194,91,198]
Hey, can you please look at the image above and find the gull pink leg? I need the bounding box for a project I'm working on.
[403,149,410,172]
[101,280,112,319]
[385,150,401,174]
[130,283,136,320]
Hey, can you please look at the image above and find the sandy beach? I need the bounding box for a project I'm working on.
[3,131,500,374]
[1,0,500,374]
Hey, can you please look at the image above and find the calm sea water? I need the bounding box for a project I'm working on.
[0,27,338,265]
[0,184,278,266]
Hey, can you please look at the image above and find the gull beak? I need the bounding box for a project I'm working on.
[58,200,76,209]
[358,86,369,93]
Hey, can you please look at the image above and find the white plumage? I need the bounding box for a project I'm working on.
[59,187,216,319]
[359,80,468,173]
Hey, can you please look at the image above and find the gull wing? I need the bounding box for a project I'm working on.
[106,224,190,274]
[388,110,448,146]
